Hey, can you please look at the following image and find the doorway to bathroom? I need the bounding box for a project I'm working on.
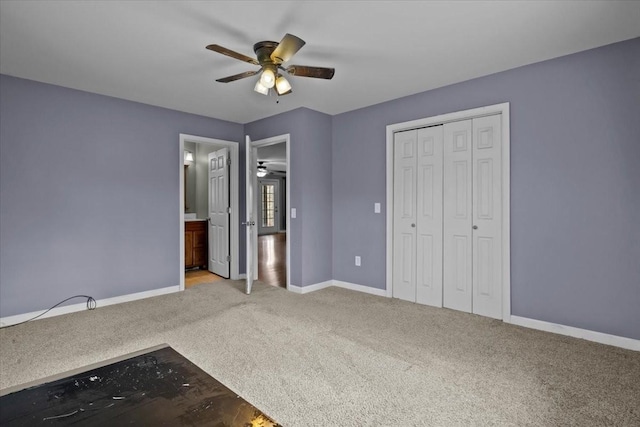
[179,134,240,291]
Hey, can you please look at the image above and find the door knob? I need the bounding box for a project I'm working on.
[473,225,478,230]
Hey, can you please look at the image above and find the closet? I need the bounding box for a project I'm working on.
[392,114,503,319]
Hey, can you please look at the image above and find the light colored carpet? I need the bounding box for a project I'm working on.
[1,280,638,426]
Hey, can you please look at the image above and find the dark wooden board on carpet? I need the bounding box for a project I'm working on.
[0,345,281,426]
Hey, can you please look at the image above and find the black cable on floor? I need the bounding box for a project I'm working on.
[2,295,96,328]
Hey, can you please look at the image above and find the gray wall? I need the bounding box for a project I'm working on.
[0,74,243,317]
[332,38,640,339]
[2,38,638,340]
[245,108,333,287]
[183,141,197,213]
[270,173,287,232]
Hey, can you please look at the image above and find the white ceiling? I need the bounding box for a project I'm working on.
[1,1,638,124]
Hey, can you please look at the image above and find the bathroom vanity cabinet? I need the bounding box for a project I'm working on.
[185,220,207,269]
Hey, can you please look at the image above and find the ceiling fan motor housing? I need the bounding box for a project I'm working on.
[254,41,280,67]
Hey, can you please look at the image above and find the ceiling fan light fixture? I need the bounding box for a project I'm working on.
[259,68,275,88]
[207,34,335,97]
[275,75,292,95]
[254,80,269,95]
[183,151,194,164]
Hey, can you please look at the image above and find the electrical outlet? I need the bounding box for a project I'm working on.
[291,208,296,218]
[355,256,361,266]
[374,203,381,213]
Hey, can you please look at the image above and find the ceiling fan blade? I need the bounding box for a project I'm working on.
[270,34,306,63]
[206,44,259,65]
[216,70,260,83]
[286,65,335,80]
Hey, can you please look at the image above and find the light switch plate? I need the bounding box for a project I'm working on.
[291,208,297,218]
[374,203,381,213]
[355,256,361,266]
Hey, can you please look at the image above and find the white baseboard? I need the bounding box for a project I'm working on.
[288,280,333,294]
[290,282,638,351]
[4,280,635,351]
[0,286,181,328]
[509,315,639,352]
[288,280,388,297]
[331,280,388,297]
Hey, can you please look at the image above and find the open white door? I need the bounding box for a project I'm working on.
[245,135,256,294]
[208,148,230,278]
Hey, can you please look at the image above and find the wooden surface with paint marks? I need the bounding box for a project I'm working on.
[0,346,281,426]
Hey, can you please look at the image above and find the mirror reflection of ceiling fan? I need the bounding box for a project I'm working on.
[206,33,335,96]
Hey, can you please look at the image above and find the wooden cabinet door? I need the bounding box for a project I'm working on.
[185,231,193,267]
[193,229,207,267]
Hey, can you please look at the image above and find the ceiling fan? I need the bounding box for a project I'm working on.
[206,33,335,96]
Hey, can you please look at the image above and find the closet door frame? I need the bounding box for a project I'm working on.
[385,102,511,322]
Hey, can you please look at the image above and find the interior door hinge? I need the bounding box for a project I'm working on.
[226,255,231,262]
[227,207,231,214]
[227,158,231,166]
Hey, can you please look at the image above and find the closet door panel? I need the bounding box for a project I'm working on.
[472,115,502,319]
[416,126,443,307]
[393,130,417,302]
[443,120,473,313]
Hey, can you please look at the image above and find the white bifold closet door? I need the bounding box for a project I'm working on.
[393,126,443,307]
[393,114,502,320]
[442,120,473,312]
[443,115,502,319]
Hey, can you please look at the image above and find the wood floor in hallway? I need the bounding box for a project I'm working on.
[259,233,286,288]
